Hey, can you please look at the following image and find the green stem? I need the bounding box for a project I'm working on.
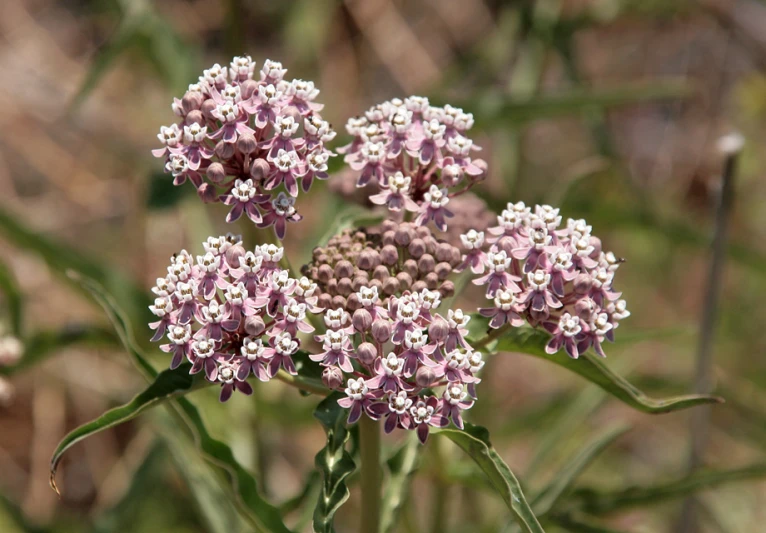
[360,415,382,533]
[275,371,328,396]
[473,322,512,350]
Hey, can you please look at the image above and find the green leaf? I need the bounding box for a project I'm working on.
[531,425,629,516]
[546,513,629,533]
[471,317,723,414]
[0,325,118,377]
[49,364,202,493]
[570,463,766,515]
[381,433,421,533]
[68,273,294,533]
[313,392,356,533]
[0,259,23,337]
[438,423,544,533]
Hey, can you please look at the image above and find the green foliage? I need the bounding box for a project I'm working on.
[312,392,356,533]
[468,314,723,414]
[439,423,544,533]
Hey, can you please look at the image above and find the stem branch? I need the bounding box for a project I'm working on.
[359,415,382,533]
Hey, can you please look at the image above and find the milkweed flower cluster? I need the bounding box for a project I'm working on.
[301,220,463,310]
[152,56,336,239]
[339,97,487,231]
[313,288,483,444]
[460,202,630,358]
[148,235,320,401]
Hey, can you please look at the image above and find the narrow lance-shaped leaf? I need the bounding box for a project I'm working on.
[313,392,356,533]
[67,272,295,533]
[531,424,630,516]
[381,433,421,533]
[569,463,766,515]
[49,364,204,493]
[470,316,723,414]
[438,423,545,533]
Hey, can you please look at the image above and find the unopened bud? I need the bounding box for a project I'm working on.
[588,236,602,259]
[357,342,378,365]
[428,316,449,343]
[371,319,391,344]
[415,366,437,388]
[574,273,593,294]
[206,162,226,183]
[215,140,235,159]
[418,254,436,274]
[575,297,598,321]
[185,110,205,126]
[237,133,257,155]
[250,158,271,181]
[394,226,414,247]
[408,238,426,259]
[334,260,354,279]
[244,315,265,336]
[201,99,218,120]
[182,91,204,114]
[240,79,257,100]
[470,158,488,182]
[197,183,218,203]
[438,280,455,298]
[322,366,344,390]
[353,308,373,332]
[381,245,399,266]
[225,244,246,269]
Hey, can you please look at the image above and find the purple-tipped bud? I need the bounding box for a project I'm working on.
[589,236,602,259]
[394,226,414,246]
[182,91,204,114]
[337,277,353,296]
[318,293,332,310]
[206,162,226,183]
[470,158,488,181]
[411,280,427,293]
[381,219,397,232]
[215,140,235,159]
[403,259,419,278]
[225,244,246,268]
[358,250,376,270]
[415,365,438,388]
[435,243,455,262]
[428,316,449,342]
[237,133,257,155]
[371,319,391,344]
[347,292,361,311]
[334,260,354,279]
[380,245,399,266]
[322,366,344,390]
[418,254,436,274]
[353,308,373,332]
[438,280,455,298]
[357,342,378,365]
[408,238,426,259]
[396,272,412,290]
[425,272,439,289]
[373,265,390,282]
[197,183,218,203]
[317,264,334,283]
[575,296,598,321]
[435,262,452,280]
[332,295,347,309]
[250,158,271,181]
[244,315,265,336]
[382,276,400,296]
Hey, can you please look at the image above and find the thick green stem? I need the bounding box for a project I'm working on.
[360,415,382,533]
[473,322,512,350]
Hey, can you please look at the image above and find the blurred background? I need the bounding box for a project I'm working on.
[1,0,766,532]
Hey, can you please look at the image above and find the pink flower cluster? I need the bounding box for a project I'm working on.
[460,202,630,358]
[148,235,321,401]
[339,97,487,231]
[313,286,483,443]
[153,56,336,239]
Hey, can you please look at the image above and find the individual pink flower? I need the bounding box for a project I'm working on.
[410,397,449,444]
[415,185,453,231]
[369,172,418,212]
[258,193,303,239]
[220,179,269,223]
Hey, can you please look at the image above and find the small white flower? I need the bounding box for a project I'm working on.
[149,297,172,318]
[527,269,551,291]
[165,154,189,177]
[201,63,227,86]
[424,185,449,208]
[229,55,255,80]
[261,59,287,82]
[272,149,301,172]
[225,282,247,305]
[396,299,420,325]
[388,391,412,414]
[418,289,441,311]
[591,312,613,336]
[404,329,428,350]
[325,308,350,329]
[345,378,368,400]
[257,83,283,105]
[220,84,242,103]
[239,251,263,273]
[273,332,298,355]
[232,179,257,202]
[444,384,468,405]
[559,313,582,337]
[487,251,511,273]
[382,353,405,376]
[215,102,239,123]
[241,337,264,361]
[534,204,562,230]
[197,252,221,274]
[202,301,224,324]
[423,119,446,141]
[468,351,484,373]
[295,277,318,298]
[361,141,385,163]
[284,299,307,323]
[493,289,516,311]
[447,134,473,156]
[323,329,347,352]
[168,325,191,345]
[460,229,485,250]
[174,281,196,302]
[257,243,284,263]
[405,96,429,114]
[152,277,172,297]
[193,338,215,359]
[157,124,182,147]
[447,309,470,329]
[357,286,379,307]
[410,400,434,424]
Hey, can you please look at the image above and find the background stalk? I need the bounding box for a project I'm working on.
[359,415,382,533]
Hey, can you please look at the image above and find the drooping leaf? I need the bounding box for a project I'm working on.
[313,392,356,533]
[381,433,421,533]
[68,273,294,533]
[469,315,723,414]
[49,364,203,491]
[0,325,118,377]
[569,463,766,515]
[531,425,630,516]
[438,423,544,533]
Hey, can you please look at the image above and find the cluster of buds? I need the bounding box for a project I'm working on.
[339,97,487,231]
[153,56,336,239]
[148,236,321,401]
[313,287,483,443]
[460,202,630,358]
[301,220,462,310]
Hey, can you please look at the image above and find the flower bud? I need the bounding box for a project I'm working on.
[182,91,204,114]
[317,264,334,283]
[575,296,598,321]
[408,238,426,259]
[418,254,436,274]
[337,277,353,296]
[373,265,390,282]
[318,293,332,310]
[332,295,347,309]
[197,183,218,203]
[250,158,271,181]
[206,162,226,183]
[415,366,437,388]
[334,260,354,279]
[574,273,593,294]
[237,133,257,155]
[470,158,488,182]
[225,244,246,269]
[215,140,235,159]
[381,245,399,266]
[353,308,373,332]
[589,236,602,259]
[382,276,400,296]
[244,315,265,336]
[185,110,205,126]
[357,342,378,365]
[371,319,391,344]
[435,243,455,262]
[347,292,361,311]
[438,280,455,298]
[381,219,397,232]
[382,231,396,246]
[322,366,344,390]
[428,316,449,342]
[403,259,419,278]
[358,250,376,270]
[201,99,218,120]
[396,272,412,291]
[411,280,427,293]
[240,79,257,100]
[394,226,414,247]
[435,262,452,280]
[425,272,439,289]
[280,105,301,123]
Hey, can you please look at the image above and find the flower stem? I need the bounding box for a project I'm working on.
[359,415,382,533]
[275,371,328,396]
[473,322,511,350]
